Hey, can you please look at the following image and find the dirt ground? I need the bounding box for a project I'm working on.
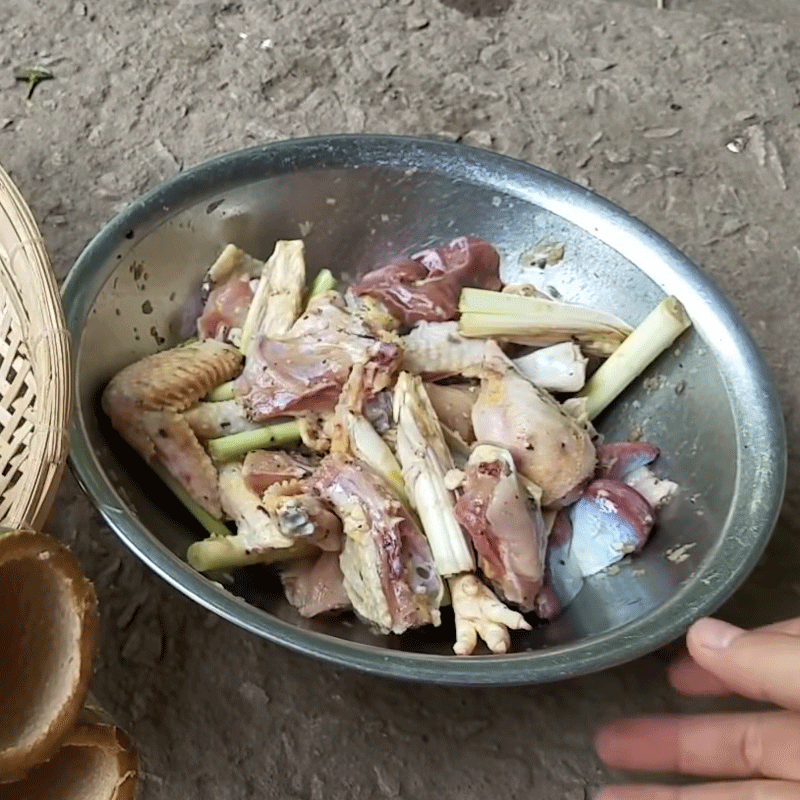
[2,0,799,797]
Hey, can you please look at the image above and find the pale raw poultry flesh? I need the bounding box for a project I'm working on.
[472,367,596,507]
[456,444,548,612]
[310,453,442,635]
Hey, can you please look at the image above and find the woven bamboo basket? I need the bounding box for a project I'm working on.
[0,164,139,797]
[0,162,71,531]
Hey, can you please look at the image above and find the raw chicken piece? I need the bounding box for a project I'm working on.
[568,478,655,577]
[596,441,679,509]
[354,235,502,326]
[424,383,479,444]
[186,471,339,573]
[538,510,583,620]
[311,453,443,635]
[142,411,221,517]
[297,411,336,452]
[513,342,588,393]
[455,444,547,612]
[218,461,296,551]
[624,466,679,510]
[196,244,263,344]
[197,274,254,342]
[363,389,395,435]
[471,369,596,507]
[103,339,243,457]
[280,551,351,618]
[449,573,532,656]
[235,293,401,421]
[262,480,342,552]
[242,450,315,495]
[183,399,261,439]
[596,441,659,481]
[102,339,242,512]
[400,321,494,378]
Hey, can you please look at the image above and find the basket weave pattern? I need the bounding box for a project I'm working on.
[0,164,71,530]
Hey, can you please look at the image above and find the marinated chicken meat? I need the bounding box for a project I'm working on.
[183,399,261,439]
[311,453,442,635]
[103,235,689,656]
[280,551,351,618]
[198,273,254,342]
[354,235,502,326]
[456,444,547,612]
[450,573,532,656]
[400,321,494,378]
[472,367,596,507]
[241,450,315,495]
[423,383,479,444]
[235,292,401,421]
[102,338,243,513]
[102,338,243,458]
[142,410,222,517]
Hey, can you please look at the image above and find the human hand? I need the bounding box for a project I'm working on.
[594,616,800,799]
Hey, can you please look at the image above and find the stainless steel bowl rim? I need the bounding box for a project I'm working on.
[61,134,787,685]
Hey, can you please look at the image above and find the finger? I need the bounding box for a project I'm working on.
[595,711,800,780]
[668,652,733,697]
[595,781,800,800]
[687,618,800,710]
[669,618,800,698]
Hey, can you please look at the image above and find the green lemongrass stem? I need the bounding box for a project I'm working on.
[459,288,633,355]
[578,295,691,420]
[394,374,475,577]
[207,380,235,402]
[347,413,410,506]
[306,269,337,304]
[207,419,302,461]
[459,288,633,334]
[187,537,315,572]
[151,462,231,539]
[239,256,273,354]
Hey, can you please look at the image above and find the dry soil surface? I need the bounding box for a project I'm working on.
[2,0,799,797]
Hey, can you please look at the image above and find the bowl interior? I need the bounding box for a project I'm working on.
[64,137,784,682]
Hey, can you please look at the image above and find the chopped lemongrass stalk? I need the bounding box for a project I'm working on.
[207,380,235,402]
[239,240,306,352]
[187,537,315,572]
[207,419,302,462]
[347,414,410,505]
[459,288,633,356]
[306,269,337,303]
[578,295,691,420]
[240,261,272,354]
[394,373,475,577]
[151,462,231,539]
[260,240,306,337]
[208,243,263,282]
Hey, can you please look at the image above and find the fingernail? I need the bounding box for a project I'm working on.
[691,617,745,650]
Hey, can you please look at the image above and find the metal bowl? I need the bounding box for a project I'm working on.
[61,134,786,685]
